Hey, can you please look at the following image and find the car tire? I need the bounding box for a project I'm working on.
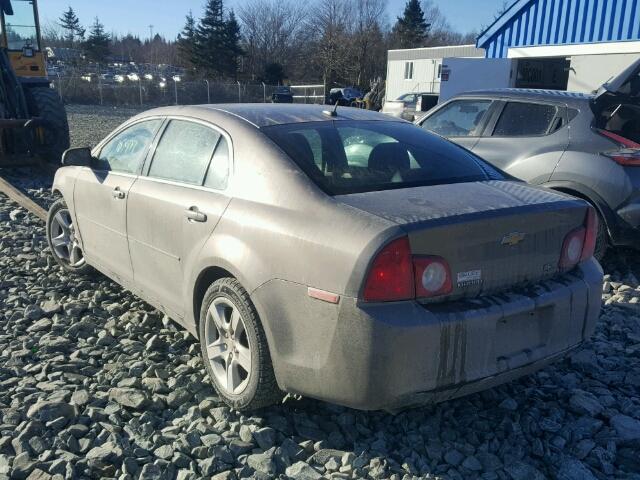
[199,278,282,411]
[46,198,93,275]
[593,210,608,261]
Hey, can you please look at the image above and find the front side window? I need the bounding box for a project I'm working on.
[493,102,558,136]
[4,0,39,50]
[149,120,220,185]
[421,100,492,137]
[96,119,162,174]
[264,120,503,195]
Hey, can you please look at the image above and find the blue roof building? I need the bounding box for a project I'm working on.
[477,0,640,59]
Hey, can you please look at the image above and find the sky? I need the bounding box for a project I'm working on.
[39,0,506,40]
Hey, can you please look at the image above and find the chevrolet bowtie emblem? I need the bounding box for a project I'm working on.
[501,232,526,247]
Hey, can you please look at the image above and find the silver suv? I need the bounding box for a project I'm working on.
[417,60,640,258]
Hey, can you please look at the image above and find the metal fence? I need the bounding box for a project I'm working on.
[50,75,327,107]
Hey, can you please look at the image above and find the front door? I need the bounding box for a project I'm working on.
[73,119,163,283]
[418,98,494,151]
[126,119,232,319]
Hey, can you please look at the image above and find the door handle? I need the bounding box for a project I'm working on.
[185,206,207,223]
[112,187,125,200]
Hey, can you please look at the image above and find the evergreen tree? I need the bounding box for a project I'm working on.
[177,11,198,68]
[195,0,228,77]
[83,18,111,63]
[392,0,430,49]
[58,6,85,46]
[223,10,243,77]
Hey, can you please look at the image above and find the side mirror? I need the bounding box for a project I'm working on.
[61,147,94,167]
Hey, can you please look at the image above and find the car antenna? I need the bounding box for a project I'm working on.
[323,101,339,117]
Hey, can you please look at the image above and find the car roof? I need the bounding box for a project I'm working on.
[136,103,405,128]
[455,88,593,106]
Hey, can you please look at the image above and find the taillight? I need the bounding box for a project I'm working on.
[363,237,414,302]
[597,129,640,166]
[559,207,598,272]
[603,150,640,166]
[414,256,452,298]
[597,129,640,148]
[363,237,453,302]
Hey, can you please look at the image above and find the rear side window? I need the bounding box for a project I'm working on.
[264,120,503,195]
[493,102,558,136]
[149,120,219,185]
[204,137,230,190]
[421,100,492,137]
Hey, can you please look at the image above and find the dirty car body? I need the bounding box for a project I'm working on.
[51,104,603,410]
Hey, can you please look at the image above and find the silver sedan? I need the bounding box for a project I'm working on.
[48,104,603,411]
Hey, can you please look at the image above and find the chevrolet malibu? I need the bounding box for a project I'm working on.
[48,104,603,411]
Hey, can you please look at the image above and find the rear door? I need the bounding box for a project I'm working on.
[472,100,569,184]
[74,118,163,283]
[418,98,495,151]
[126,118,232,319]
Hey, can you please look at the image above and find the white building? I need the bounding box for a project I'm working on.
[385,44,485,102]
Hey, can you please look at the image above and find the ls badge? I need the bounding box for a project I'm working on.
[501,231,526,247]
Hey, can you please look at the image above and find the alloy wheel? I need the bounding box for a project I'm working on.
[50,209,85,268]
[204,297,252,395]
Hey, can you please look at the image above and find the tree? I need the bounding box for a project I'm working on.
[58,6,85,46]
[177,11,198,69]
[263,62,285,84]
[238,0,308,81]
[196,0,229,77]
[392,0,430,49]
[83,18,111,63]
[223,10,243,78]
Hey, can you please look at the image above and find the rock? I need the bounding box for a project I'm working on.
[569,392,603,417]
[139,463,162,480]
[556,457,597,480]
[253,427,276,450]
[86,442,124,463]
[504,461,546,480]
[108,387,149,409]
[247,452,276,475]
[462,456,483,472]
[154,445,174,460]
[25,469,50,480]
[444,449,464,466]
[167,388,192,408]
[285,461,322,479]
[70,390,90,406]
[610,414,640,441]
[26,401,76,424]
[499,397,518,410]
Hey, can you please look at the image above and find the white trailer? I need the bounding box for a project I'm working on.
[438,58,517,103]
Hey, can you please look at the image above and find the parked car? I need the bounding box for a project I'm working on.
[271,86,293,103]
[382,92,439,121]
[416,60,640,259]
[328,87,363,106]
[49,104,602,411]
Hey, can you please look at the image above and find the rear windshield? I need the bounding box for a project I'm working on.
[263,120,503,195]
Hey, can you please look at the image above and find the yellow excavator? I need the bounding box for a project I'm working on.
[0,0,69,166]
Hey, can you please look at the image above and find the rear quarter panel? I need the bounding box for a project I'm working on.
[551,111,635,210]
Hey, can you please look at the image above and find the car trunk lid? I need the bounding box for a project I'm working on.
[591,57,640,117]
[337,181,589,301]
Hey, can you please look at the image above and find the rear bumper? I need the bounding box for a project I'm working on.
[253,259,603,411]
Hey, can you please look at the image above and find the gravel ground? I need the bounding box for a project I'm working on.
[0,106,639,480]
